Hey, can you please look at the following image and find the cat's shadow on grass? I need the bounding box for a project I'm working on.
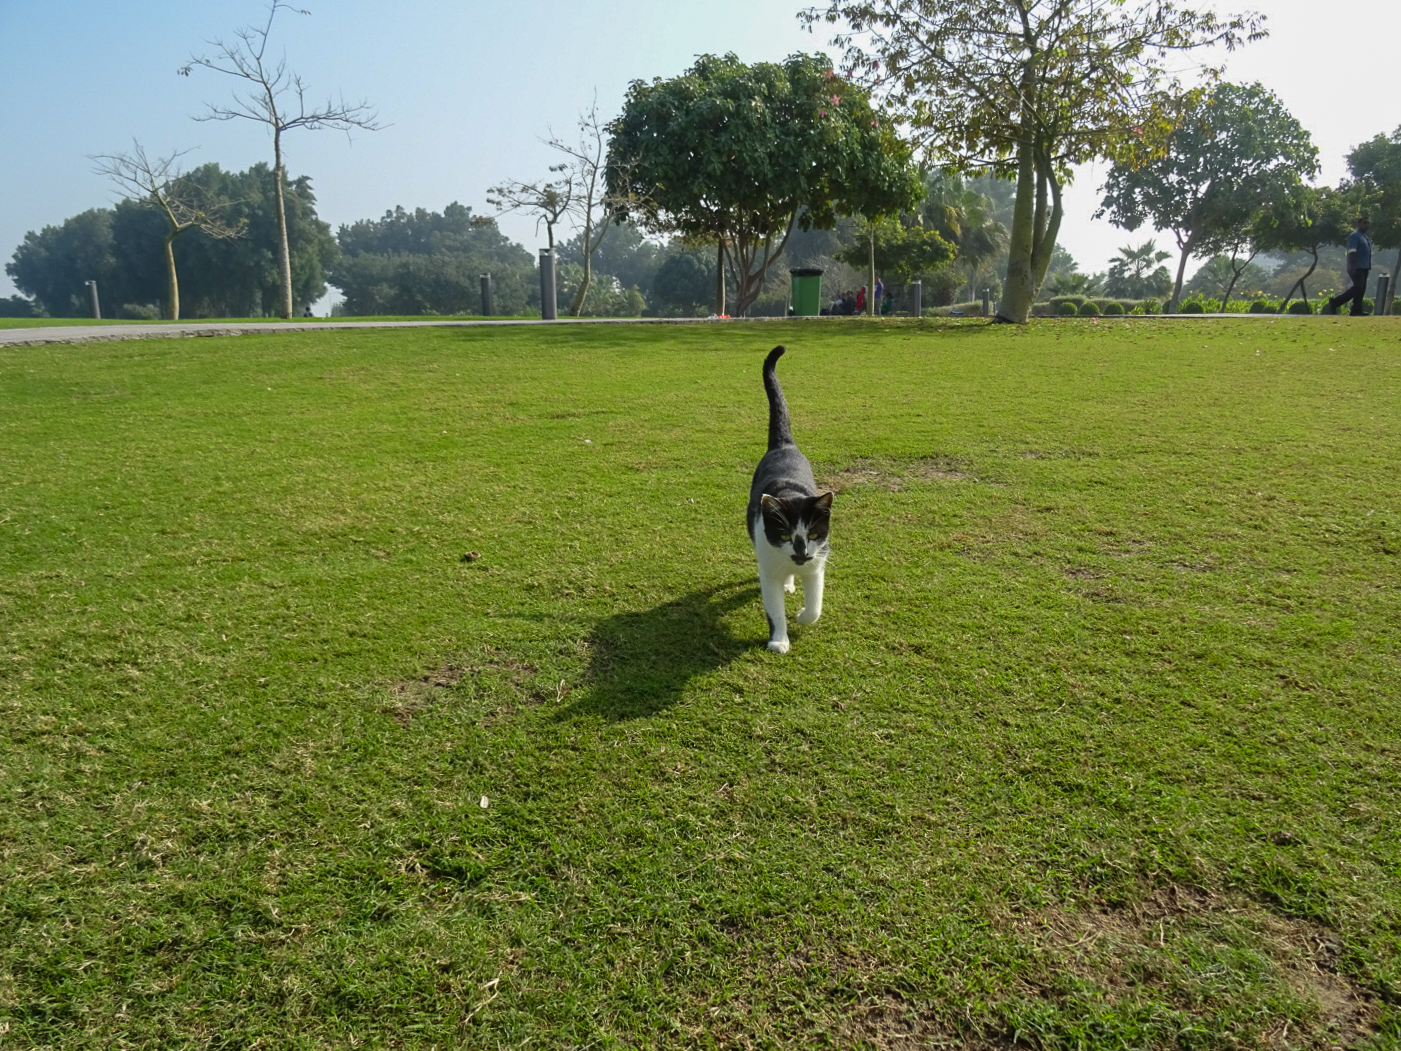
[557,579,760,721]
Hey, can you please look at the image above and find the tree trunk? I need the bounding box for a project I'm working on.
[570,223,592,317]
[867,230,876,317]
[999,141,1061,324]
[272,134,294,319]
[1168,235,1196,313]
[163,233,180,321]
[1386,247,1401,315]
[715,241,726,316]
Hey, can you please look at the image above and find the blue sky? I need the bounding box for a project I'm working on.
[2,0,1396,302]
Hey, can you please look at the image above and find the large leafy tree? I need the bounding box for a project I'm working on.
[181,0,382,319]
[1347,127,1401,314]
[6,209,117,316]
[6,163,334,318]
[804,0,1263,323]
[1098,82,1317,311]
[1252,183,1359,310]
[329,203,535,316]
[606,52,922,317]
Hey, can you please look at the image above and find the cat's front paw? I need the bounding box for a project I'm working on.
[783,577,796,594]
[795,606,820,625]
[766,638,790,654]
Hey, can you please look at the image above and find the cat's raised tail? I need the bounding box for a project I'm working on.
[762,345,794,451]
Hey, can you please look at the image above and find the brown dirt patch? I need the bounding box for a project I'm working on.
[383,649,544,726]
[821,456,972,493]
[1009,884,1380,1047]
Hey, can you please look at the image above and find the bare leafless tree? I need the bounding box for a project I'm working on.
[490,99,631,316]
[180,1,383,318]
[90,141,245,320]
[548,101,618,316]
[486,164,575,254]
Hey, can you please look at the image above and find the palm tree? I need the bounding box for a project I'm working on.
[922,171,1009,300]
[1103,240,1172,299]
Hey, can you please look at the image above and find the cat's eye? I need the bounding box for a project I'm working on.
[779,533,791,541]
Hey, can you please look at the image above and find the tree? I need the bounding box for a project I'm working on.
[90,142,244,320]
[6,209,117,316]
[921,171,1009,300]
[329,203,535,316]
[805,0,1264,324]
[1102,240,1172,299]
[486,166,574,252]
[833,216,954,289]
[181,1,383,319]
[651,249,718,316]
[1252,183,1358,309]
[1098,82,1317,311]
[606,52,923,317]
[6,164,334,318]
[551,101,621,317]
[1183,252,1269,303]
[1346,127,1401,314]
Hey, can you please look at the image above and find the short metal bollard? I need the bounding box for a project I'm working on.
[909,279,922,318]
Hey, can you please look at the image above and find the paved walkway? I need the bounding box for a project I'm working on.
[0,316,748,348]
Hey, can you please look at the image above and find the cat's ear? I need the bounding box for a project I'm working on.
[760,494,786,520]
[814,491,834,512]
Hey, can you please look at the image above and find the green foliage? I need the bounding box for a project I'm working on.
[1249,298,1277,313]
[1287,298,1314,314]
[607,52,923,315]
[5,164,334,317]
[1180,300,1205,313]
[0,294,46,318]
[651,249,718,316]
[808,0,1267,321]
[832,217,955,285]
[1103,240,1173,299]
[1099,82,1319,309]
[1101,301,1125,315]
[329,203,534,316]
[1142,299,1162,315]
[1348,126,1401,251]
[1057,301,1080,316]
[1078,301,1101,316]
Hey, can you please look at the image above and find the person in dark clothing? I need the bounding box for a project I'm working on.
[1325,216,1373,316]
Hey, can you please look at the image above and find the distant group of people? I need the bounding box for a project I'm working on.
[822,278,890,316]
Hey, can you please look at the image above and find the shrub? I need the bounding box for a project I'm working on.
[1248,299,1276,314]
[1057,301,1079,316]
[1180,300,1205,314]
[1287,299,1313,315]
[1102,301,1125,315]
[1363,297,1375,314]
[1049,295,1087,314]
[1142,299,1160,315]
[1129,305,1146,315]
[1078,301,1101,317]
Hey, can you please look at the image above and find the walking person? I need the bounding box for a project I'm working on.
[1324,216,1373,316]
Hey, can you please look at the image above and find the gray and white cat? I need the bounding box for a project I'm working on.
[747,345,833,654]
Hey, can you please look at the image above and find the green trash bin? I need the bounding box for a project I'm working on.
[790,267,824,317]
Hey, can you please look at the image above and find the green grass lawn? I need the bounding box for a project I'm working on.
[2,317,1398,1049]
